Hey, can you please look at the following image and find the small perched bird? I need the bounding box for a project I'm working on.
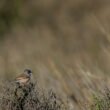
[14,69,32,85]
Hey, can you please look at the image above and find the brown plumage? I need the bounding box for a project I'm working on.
[14,69,32,85]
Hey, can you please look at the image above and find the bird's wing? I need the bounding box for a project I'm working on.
[14,74,30,83]
[16,74,29,79]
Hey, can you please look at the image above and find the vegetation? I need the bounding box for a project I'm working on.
[0,82,66,110]
[0,0,23,35]
[81,89,110,110]
[0,0,110,110]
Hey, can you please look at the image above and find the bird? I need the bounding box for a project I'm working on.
[14,69,32,85]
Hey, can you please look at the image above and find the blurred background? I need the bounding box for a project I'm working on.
[0,0,110,109]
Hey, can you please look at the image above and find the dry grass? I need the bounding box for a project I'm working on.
[0,0,110,109]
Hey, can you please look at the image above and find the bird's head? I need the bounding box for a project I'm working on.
[24,69,32,77]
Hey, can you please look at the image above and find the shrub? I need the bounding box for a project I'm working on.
[0,82,65,110]
[87,89,110,110]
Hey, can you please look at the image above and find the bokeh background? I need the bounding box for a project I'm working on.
[0,0,110,109]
